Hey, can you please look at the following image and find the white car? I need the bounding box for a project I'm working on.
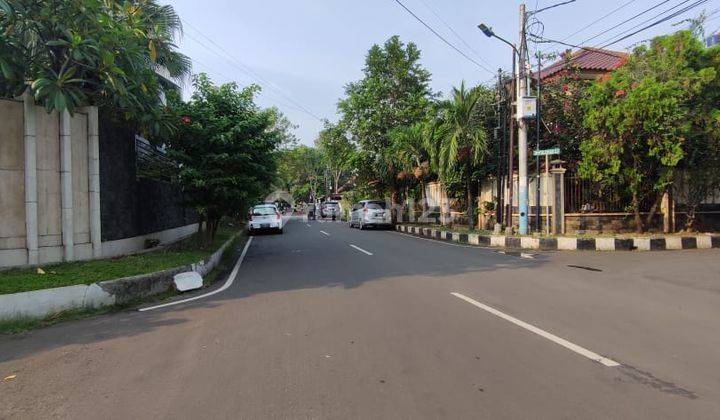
[248,204,283,234]
[349,200,392,230]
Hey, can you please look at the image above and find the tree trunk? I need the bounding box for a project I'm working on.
[420,180,427,220]
[466,177,475,230]
[391,190,399,223]
[644,191,663,230]
[685,203,698,232]
[632,191,644,233]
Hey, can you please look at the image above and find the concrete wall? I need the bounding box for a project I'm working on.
[0,98,200,269]
[0,100,26,266]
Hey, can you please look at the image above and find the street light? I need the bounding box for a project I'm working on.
[477,24,518,55]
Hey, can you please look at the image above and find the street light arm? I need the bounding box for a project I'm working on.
[477,24,518,55]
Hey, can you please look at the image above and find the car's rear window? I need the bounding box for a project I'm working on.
[326,202,339,208]
[252,207,276,216]
[366,201,386,209]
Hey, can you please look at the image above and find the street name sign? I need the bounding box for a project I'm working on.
[533,147,560,156]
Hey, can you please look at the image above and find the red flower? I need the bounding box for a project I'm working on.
[562,84,569,92]
[181,115,192,125]
[614,89,626,97]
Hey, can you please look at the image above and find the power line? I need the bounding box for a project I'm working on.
[594,0,696,46]
[391,0,494,75]
[534,0,709,71]
[188,57,310,116]
[180,19,324,122]
[417,0,495,69]
[579,0,673,46]
[597,0,709,48]
[560,0,639,41]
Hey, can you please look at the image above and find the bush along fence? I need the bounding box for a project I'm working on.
[396,225,720,252]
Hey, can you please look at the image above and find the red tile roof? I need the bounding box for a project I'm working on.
[538,48,628,80]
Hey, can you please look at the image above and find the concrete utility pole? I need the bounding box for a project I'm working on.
[516,3,529,235]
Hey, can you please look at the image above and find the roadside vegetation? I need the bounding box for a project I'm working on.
[278,28,720,234]
[0,225,240,295]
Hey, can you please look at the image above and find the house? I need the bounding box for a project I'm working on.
[537,48,628,82]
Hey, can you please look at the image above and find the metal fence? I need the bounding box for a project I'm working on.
[135,135,175,181]
[564,175,640,213]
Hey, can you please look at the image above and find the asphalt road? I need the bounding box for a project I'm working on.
[2,217,720,419]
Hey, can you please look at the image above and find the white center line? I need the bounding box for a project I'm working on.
[138,237,253,312]
[450,292,620,367]
[320,230,330,236]
[349,244,373,255]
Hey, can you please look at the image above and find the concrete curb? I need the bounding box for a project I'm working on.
[0,233,240,321]
[396,225,720,252]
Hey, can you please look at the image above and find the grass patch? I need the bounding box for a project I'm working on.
[0,235,248,335]
[203,233,247,287]
[0,224,241,295]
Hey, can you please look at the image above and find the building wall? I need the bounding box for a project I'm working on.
[0,100,26,265]
[98,109,197,242]
[0,100,198,269]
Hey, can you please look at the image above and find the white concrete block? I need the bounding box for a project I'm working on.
[633,238,651,251]
[452,232,460,242]
[697,235,712,249]
[520,237,539,250]
[665,236,682,250]
[595,237,616,251]
[556,237,578,250]
[174,271,203,292]
[468,233,480,245]
[490,235,505,247]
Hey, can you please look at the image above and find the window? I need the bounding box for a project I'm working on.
[366,201,386,209]
[252,207,277,216]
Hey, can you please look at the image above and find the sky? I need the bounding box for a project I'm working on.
[165,0,720,145]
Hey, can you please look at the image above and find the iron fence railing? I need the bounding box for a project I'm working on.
[135,135,175,181]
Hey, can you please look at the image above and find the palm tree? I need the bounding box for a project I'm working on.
[391,121,447,218]
[439,81,489,229]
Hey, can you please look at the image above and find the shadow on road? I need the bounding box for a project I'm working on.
[0,217,545,362]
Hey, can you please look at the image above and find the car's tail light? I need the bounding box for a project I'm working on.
[276,212,281,220]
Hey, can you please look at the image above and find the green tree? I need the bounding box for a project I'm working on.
[338,36,436,205]
[537,62,592,165]
[276,145,326,203]
[389,122,433,213]
[167,74,285,244]
[438,82,491,229]
[316,122,355,193]
[0,0,190,138]
[579,31,716,232]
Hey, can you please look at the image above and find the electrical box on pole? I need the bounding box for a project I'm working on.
[519,96,537,119]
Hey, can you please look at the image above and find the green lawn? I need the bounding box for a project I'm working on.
[0,226,240,295]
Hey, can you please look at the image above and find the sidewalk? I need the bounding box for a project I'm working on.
[396,224,720,251]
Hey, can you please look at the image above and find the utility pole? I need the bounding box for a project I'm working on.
[507,52,516,227]
[516,3,529,235]
[495,68,504,226]
[535,53,542,232]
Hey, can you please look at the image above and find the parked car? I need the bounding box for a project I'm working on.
[349,200,392,230]
[248,204,283,234]
[320,201,340,220]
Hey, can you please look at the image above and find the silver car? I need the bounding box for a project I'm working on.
[349,200,392,230]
